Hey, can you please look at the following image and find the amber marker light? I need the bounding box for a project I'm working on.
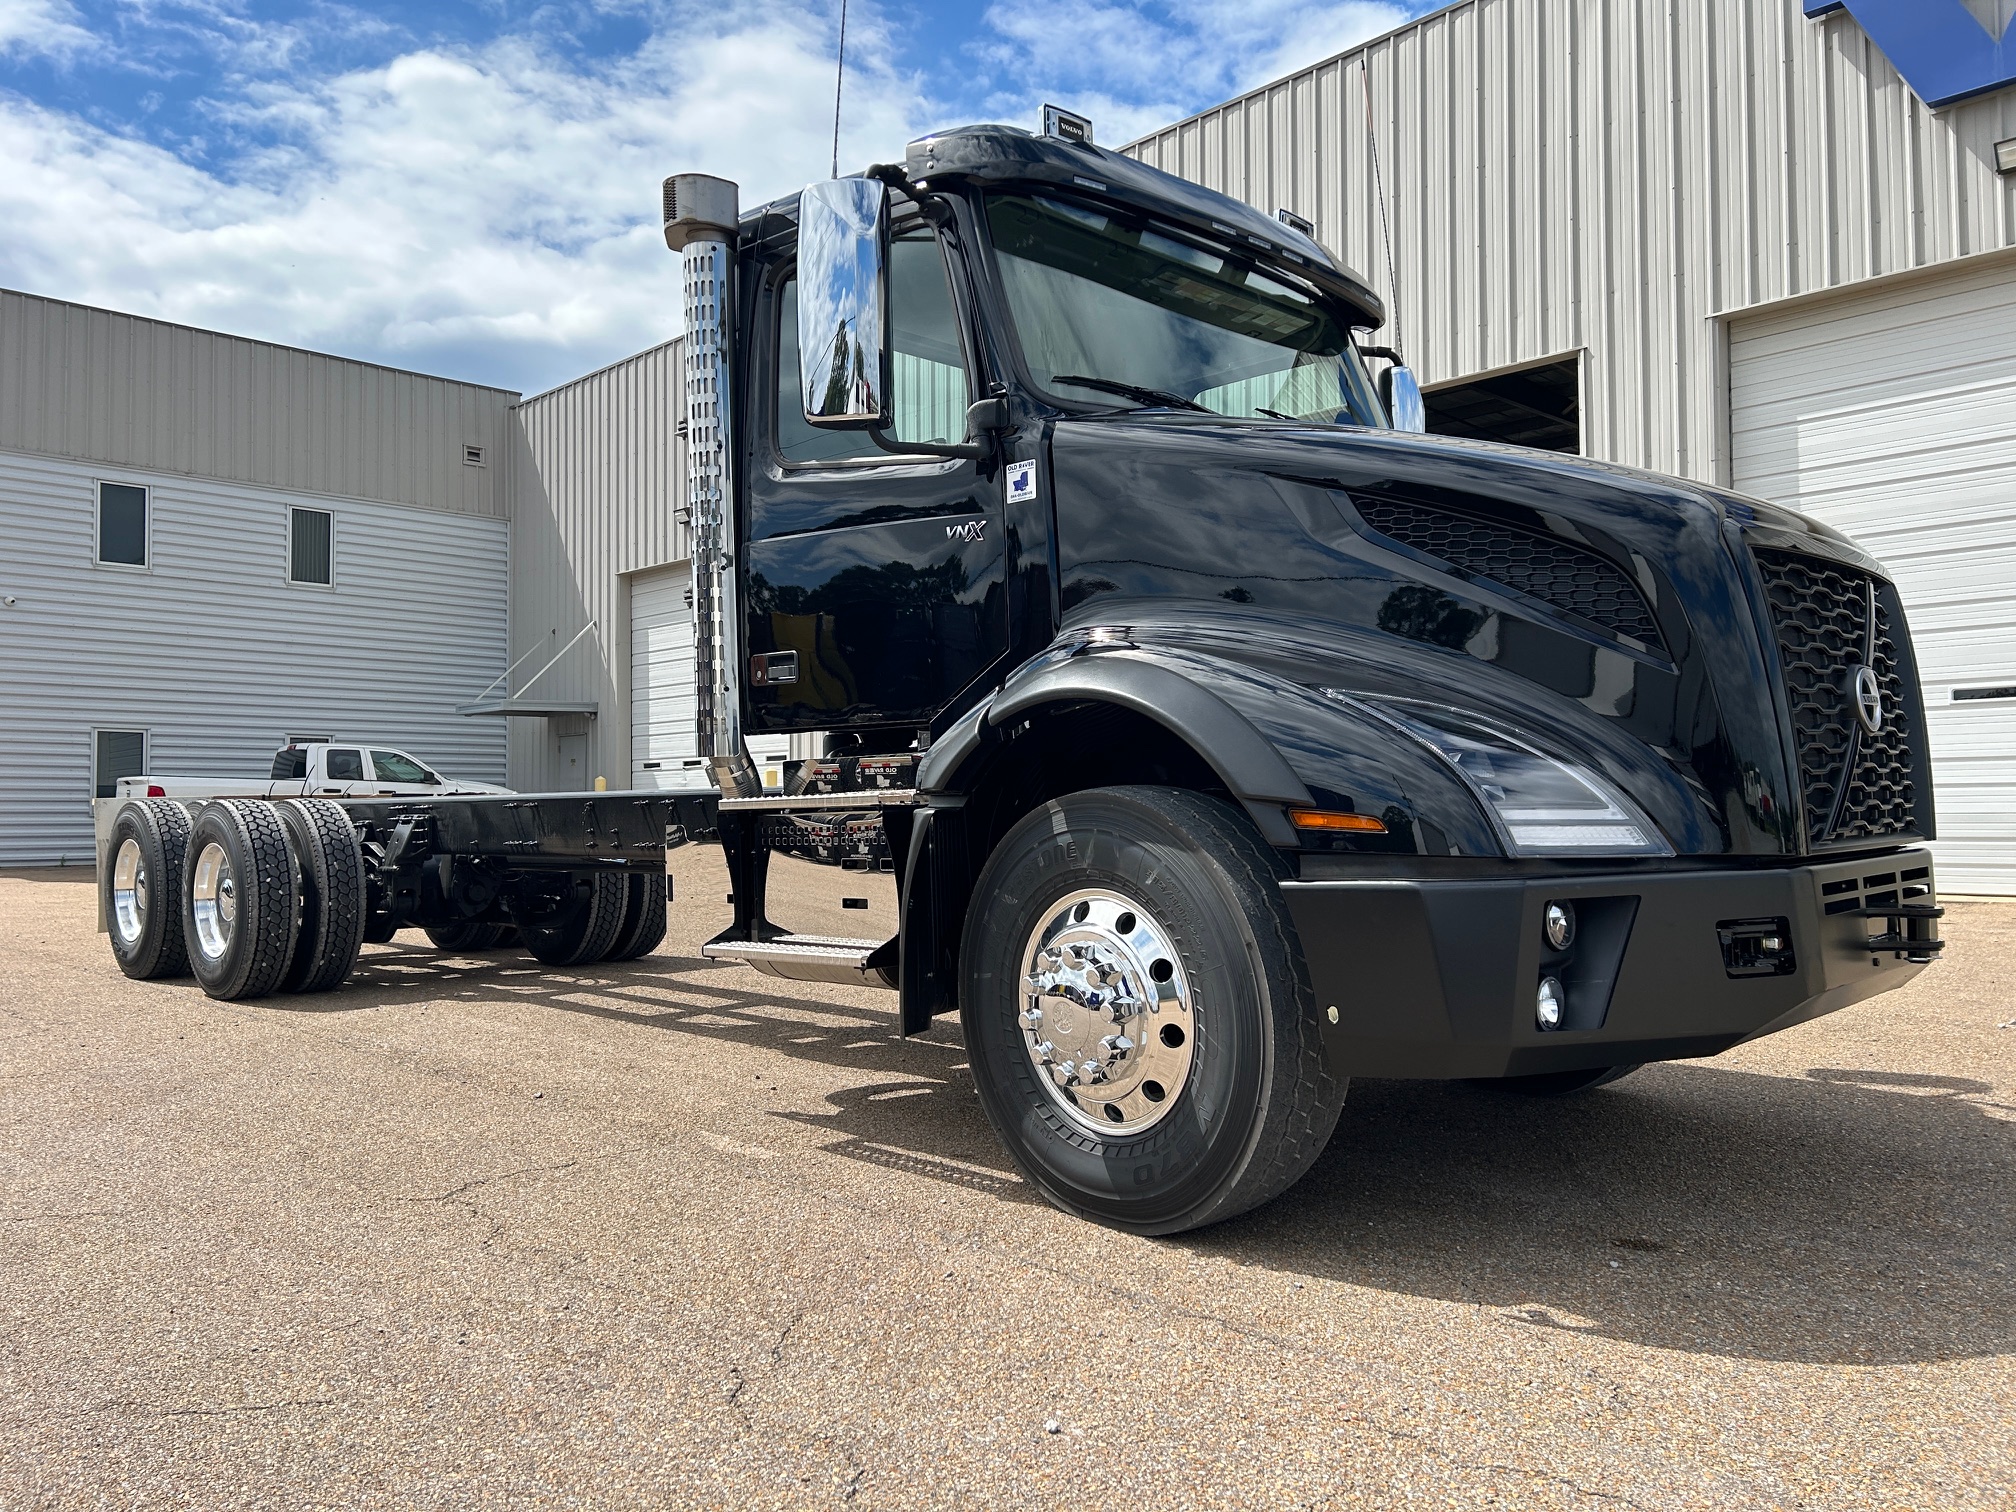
[1287,809,1387,834]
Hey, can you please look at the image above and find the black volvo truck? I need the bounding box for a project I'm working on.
[96,119,1944,1235]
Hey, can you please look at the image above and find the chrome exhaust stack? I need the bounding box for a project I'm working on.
[663,172,761,798]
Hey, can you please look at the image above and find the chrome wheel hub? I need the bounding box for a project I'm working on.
[191,841,237,961]
[112,838,147,944]
[1018,889,1195,1136]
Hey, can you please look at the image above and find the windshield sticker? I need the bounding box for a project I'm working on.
[1007,460,1037,503]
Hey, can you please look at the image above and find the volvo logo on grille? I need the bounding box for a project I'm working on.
[1850,664,1885,735]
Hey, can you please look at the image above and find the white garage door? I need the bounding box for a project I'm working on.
[629,563,791,792]
[1730,258,2016,893]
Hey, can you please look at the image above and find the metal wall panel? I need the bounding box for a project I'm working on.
[506,339,687,792]
[0,446,508,866]
[0,289,517,518]
[1729,258,2016,893]
[1125,0,2016,484]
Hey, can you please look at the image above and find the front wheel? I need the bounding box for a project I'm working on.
[960,786,1345,1236]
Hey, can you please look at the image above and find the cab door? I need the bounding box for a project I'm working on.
[742,222,1007,736]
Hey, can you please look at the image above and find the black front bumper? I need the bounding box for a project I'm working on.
[1281,848,1939,1079]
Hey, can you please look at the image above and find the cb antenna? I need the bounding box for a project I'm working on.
[1360,56,1402,356]
[830,0,850,179]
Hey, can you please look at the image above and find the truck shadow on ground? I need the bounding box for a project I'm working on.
[335,942,2014,1369]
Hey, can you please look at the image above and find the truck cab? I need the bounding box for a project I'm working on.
[660,120,1945,1233]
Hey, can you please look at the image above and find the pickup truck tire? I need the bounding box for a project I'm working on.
[605,870,669,961]
[1475,1064,1643,1096]
[424,922,512,951]
[275,799,367,993]
[521,871,628,966]
[182,799,300,1001]
[960,785,1345,1236]
[105,799,193,980]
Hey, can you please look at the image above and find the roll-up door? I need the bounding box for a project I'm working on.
[629,564,792,792]
[1729,259,2016,893]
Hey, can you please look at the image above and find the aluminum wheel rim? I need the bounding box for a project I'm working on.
[112,838,147,944]
[190,841,237,961]
[1018,888,1196,1137]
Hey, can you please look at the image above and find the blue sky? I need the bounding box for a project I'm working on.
[0,1,1429,392]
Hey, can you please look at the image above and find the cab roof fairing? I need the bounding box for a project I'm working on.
[733,125,1388,330]
[903,125,1387,330]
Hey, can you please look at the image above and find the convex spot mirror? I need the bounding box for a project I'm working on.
[1380,364,1427,433]
[798,177,890,431]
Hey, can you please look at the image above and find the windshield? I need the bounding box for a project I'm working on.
[985,193,1386,426]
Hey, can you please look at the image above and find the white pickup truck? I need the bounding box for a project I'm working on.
[118,743,511,801]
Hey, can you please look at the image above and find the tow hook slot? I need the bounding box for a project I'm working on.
[1717,917,1795,978]
[1857,902,1945,964]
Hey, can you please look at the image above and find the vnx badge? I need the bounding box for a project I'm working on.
[1006,459,1037,503]
[946,519,987,543]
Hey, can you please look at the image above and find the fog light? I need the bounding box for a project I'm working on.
[1536,976,1565,1030]
[1543,900,1576,951]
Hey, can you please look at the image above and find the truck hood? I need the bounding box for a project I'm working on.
[1044,414,1886,857]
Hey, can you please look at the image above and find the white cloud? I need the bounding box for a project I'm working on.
[0,0,92,55]
[972,0,1418,138]
[0,3,933,391]
[0,0,1426,390]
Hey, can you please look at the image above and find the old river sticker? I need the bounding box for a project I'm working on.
[1006,460,1037,503]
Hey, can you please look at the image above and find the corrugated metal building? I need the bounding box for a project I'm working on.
[1126,0,2016,890]
[0,290,515,865]
[501,338,797,796]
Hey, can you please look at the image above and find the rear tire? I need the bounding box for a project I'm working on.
[424,921,512,951]
[604,870,669,961]
[521,872,628,966]
[182,799,299,1001]
[275,799,367,993]
[1474,1064,1643,1097]
[960,786,1345,1236]
[104,799,193,980]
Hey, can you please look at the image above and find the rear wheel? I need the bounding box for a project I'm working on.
[104,799,192,980]
[275,799,367,993]
[182,799,299,1001]
[424,921,513,951]
[520,872,628,966]
[604,870,669,961]
[960,786,1345,1236]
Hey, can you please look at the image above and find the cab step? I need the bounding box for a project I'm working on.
[702,933,896,988]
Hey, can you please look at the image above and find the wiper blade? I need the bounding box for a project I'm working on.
[1051,374,1211,414]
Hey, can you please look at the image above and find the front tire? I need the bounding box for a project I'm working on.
[182,799,299,1001]
[104,799,193,980]
[960,786,1345,1236]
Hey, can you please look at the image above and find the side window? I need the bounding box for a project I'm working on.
[371,750,436,783]
[94,729,148,798]
[97,482,148,567]
[290,507,333,585]
[270,748,308,780]
[776,229,971,464]
[324,748,364,781]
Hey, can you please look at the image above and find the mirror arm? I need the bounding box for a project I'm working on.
[864,395,1009,463]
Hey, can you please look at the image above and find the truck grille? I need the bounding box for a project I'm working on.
[1753,549,1919,847]
[1353,497,1665,652]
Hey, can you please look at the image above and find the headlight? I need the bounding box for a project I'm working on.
[1327,694,1674,858]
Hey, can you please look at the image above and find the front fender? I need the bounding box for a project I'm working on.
[920,639,1499,856]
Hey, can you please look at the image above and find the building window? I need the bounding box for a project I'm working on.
[93,729,148,799]
[97,482,149,566]
[290,507,333,585]
[1423,356,1582,454]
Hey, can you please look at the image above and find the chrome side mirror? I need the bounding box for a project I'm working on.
[798,177,890,430]
[1381,364,1427,433]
